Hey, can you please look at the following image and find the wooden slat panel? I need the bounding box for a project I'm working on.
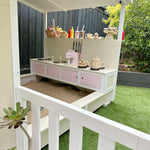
[97,135,115,150]
[49,111,59,150]
[29,8,36,58]
[69,121,83,150]
[18,2,44,69]
[22,4,29,65]
[46,8,108,34]
[32,103,41,150]
[35,11,43,58]
[64,11,69,31]
[85,9,90,33]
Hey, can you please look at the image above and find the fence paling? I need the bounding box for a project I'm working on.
[31,103,41,150]
[49,111,59,150]
[97,135,115,150]
[16,86,150,150]
[69,121,83,150]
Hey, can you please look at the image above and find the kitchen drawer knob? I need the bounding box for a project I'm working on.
[75,76,78,79]
[81,77,83,79]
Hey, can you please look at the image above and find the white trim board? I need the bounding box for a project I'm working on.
[18,0,132,13]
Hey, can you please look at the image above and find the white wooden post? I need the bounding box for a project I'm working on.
[97,135,115,150]
[49,111,59,150]
[137,134,150,150]
[118,2,126,42]
[69,121,83,150]
[32,103,41,150]
[10,0,28,149]
[112,2,126,101]
[10,0,20,89]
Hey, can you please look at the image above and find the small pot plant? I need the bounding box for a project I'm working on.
[0,102,30,150]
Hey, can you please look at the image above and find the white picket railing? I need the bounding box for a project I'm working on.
[16,86,150,150]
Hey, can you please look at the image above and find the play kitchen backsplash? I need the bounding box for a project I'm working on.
[64,39,105,70]
[43,19,119,71]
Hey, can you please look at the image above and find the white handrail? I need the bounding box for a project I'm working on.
[17,86,150,150]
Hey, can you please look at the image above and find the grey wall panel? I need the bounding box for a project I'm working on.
[18,2,44,70]
[47,8,108,36]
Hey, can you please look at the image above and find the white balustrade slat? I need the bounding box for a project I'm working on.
[49,111,59,150]
[17,87,150,150]
[97,135,115,150]
[32,103,41,150]
[69,121,83,150]
[137,134,150,150]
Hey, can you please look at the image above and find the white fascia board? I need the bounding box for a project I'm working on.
[18,0,132,13]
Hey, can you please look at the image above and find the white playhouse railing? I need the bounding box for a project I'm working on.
[16,86,150,150]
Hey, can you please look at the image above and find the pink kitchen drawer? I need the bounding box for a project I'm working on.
[46,65,60,79]
[80,72,101,89]
[32,63,44,74]
[61,69,78,83]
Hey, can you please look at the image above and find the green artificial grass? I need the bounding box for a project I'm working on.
[42,85,150,150]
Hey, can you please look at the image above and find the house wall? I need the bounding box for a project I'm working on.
[0,0,16,149]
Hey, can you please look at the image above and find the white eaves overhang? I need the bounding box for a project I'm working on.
[18,0,133,13]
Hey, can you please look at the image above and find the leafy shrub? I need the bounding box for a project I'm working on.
[104,0,150,72]
[123,0,150,72]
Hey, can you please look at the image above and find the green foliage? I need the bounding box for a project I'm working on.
[8,147,16,150]
[123,0,150,72]
[0,102,30,129]
[103,4,121,27]
[103,0,150,72]
[1,102,31,150]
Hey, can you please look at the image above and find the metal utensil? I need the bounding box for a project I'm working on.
[75,40,78,52]
[78,40,80,53]
[73,39,75,50]
[80,40,83,53]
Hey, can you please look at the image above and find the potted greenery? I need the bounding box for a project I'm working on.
[0,102,30,150]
